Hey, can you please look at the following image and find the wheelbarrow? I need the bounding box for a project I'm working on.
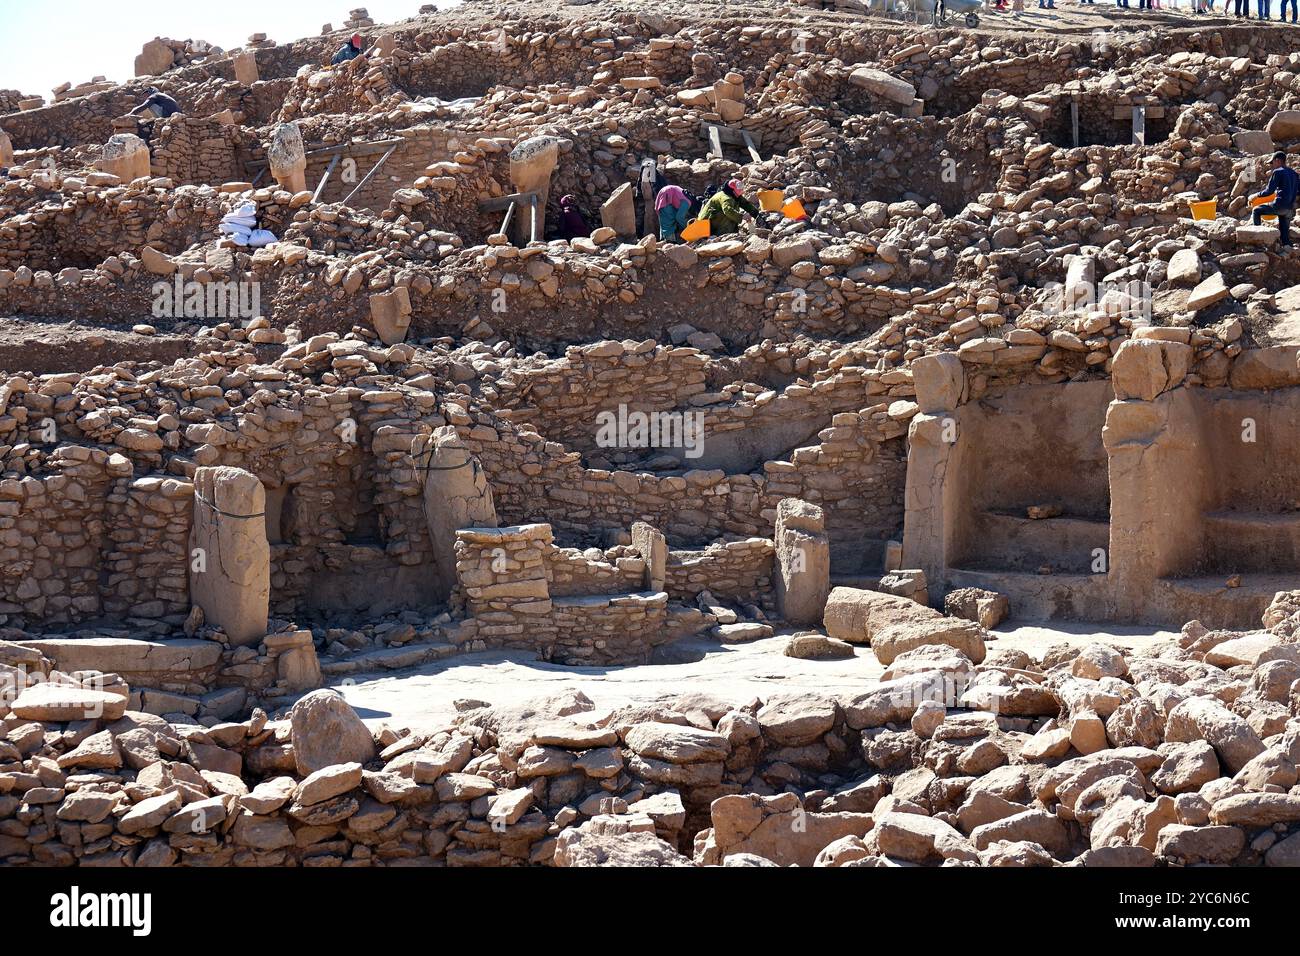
[918,0,982,27]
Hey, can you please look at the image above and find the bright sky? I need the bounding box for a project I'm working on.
[0,1,460,100]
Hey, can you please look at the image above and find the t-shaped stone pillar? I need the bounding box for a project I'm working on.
[508,135,560,245]
[189,466,270,646]
[97,133,152,182]
[774,498,830,625]
[268,121,307,193]
[631,522,666,591]
[233,51,260,85]
[416,426,498,599]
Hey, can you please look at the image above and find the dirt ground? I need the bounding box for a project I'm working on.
[0,317,197,374]
[332,620,1178,731]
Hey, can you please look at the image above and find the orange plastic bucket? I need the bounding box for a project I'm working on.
[758,189,785,212]
[781,198,808,220]
[1251,193,1279,223]
[1188,198,1217,221]
[680,218,710,241]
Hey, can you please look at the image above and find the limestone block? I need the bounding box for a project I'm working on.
[289,689,375,775]
[277,644,322,692]
[417,426,497,598]
[97,133,151,182]
[631,522,667,591]
[369,286,411,344]
[1228,346,1300,390]
[189,466,270,646]
[1167,248,1201,285]
[1110,338,1190,401]
[233,51,260,85]
[268,122,307,194]
[601,182,638,238]
[774,499,829,626]
[847,67,916,106]
[1265,110,1300,143]
[911,352,964,413]
[823,586,944,645]
[135,38,175,77]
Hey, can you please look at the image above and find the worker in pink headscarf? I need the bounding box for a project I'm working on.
[654,184,691,241]
[557,194,591,240]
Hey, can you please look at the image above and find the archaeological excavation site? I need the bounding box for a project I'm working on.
[3,0,1300,889]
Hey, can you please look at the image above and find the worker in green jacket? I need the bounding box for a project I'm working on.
[699,179,761,235]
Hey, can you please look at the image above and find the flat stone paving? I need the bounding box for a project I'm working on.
[333,621,1178,732]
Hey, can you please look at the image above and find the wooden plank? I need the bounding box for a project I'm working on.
[699,122,763,150]
[741,131,763,164]
[478,190,540,213]
[340,143,398,207]
[311,152,341,203]
[500,201,517,236]
[708,124,724,160]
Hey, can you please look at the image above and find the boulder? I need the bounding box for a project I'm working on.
[848,67,917,106]
[288,689,376,775]
[823,586,944,645]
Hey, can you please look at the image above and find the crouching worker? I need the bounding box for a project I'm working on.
[557,194,590,240]
[332,33,366,65]
[1252,151,1299,248]
[699,179,761,235]
[655,185,691,241]
[128,87,181,148]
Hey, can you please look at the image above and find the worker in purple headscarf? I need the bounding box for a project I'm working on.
[654,184,691,242]
[557,194,590,240]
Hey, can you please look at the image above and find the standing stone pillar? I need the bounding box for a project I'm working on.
[902,352,967,593]
[774,498,830,625]
[508,135,560,245]
[631,522,666,591]
[189,466,270,646]
[416,426,497,599]
[268,121,307,194]
[233,51,260,85]
[0,131,13,168]
[98,133,152,181]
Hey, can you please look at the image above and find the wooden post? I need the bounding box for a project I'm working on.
[311,152,341,203]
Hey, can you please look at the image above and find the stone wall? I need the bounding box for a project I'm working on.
[452,523,678,665]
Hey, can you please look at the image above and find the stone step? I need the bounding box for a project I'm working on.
[321,642,456,677]
[1202,511,1300,573]
[961,511,1110,573]
[15,637,221,681]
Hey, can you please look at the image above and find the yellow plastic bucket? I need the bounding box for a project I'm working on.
[680,218,711,241]
[781,198,808,220]
[1250,193,1279,223]
[1189,199,1217,221]
[758,189,785,212]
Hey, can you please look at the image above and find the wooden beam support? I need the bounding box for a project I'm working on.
[311,152,341,203]
[477,190,540,213]
[340,143,399,207]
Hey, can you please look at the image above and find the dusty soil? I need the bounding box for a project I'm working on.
[333,621,1177,731]
[0,317,199,374]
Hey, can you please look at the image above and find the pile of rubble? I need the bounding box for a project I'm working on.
[3,586,1298,867]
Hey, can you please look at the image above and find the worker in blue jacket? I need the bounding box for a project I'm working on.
[1251,151,1299,248]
